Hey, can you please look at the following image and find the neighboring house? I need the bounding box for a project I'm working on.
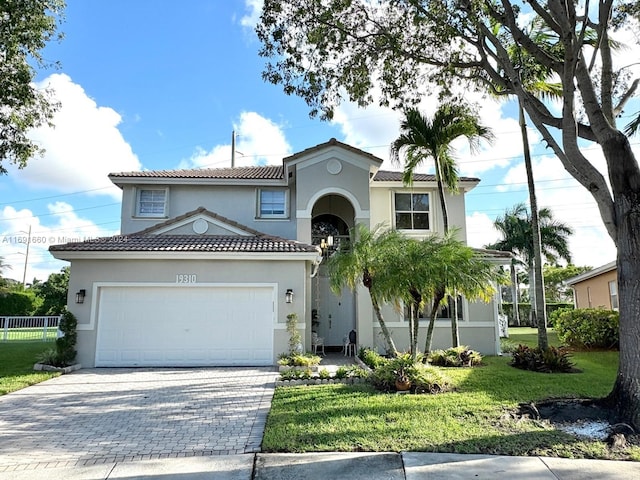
[565,261,618,310]
[50,138,510,368]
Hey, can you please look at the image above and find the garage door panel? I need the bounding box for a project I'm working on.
[96,286,274,367]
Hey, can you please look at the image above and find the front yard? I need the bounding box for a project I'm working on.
[0,342,60,395]
[263,328,639,461]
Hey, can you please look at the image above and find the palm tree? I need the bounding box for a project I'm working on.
[417,233,497,357]
[488,204,573,347]
[390,104,493,347]
[486,204,529,326]
[390,103,493,233]
[327,224,403,357]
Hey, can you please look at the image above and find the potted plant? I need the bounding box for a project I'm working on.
[394,367,412,391]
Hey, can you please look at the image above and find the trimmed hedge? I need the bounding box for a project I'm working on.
[553,308,619,350]
[0,291,41,315]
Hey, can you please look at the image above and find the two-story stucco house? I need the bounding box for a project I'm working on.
[50,138,509,368]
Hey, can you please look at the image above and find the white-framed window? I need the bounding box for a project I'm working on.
[257,189,288,218]
[609,281,619,310]
[135,188,168,217]
[394,192,430,230]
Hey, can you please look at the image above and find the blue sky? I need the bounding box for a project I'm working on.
[0,0,627,283]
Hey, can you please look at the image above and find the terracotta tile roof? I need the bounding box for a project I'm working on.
[372,170,480,183]
[49,234,319,254]
[109,165,284,180]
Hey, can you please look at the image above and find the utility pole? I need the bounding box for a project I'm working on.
[22,225,31,287]
[231,130,236,168]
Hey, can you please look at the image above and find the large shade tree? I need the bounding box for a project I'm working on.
[0,0,65,174]
[257,0,640,428]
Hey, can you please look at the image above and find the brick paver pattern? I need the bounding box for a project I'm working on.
[0,368,277,472]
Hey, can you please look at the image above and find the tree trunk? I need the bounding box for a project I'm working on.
[436,164,449,234]
[423,287,445,359]
[370,294,398,357]
[519,102,548,350]
[603,136,640,431]
[510,262,520,326]
[451,293,460,347]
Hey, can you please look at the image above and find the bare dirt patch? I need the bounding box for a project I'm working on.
[518,398,637,445]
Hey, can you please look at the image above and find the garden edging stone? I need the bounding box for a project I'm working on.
[33,363,82,374]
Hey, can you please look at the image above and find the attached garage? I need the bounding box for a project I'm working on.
[95,285,275,367]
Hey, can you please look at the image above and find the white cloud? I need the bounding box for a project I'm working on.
[466,211,501,249]
[180,111,292,169]
[240,0,263,29]
[8,73,141,199]
[0,203,118,283]
[490,152,617,268]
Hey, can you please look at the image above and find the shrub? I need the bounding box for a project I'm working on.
[369,354,451,393]
[55,310,77,366]
[358,347,388,370]
[428,346,483,367]
[553,308,619,350]
[285,313,302,354]
[0,291,41,315]
[279,368,312,380]
[500,338,519,354]
[510,345,575,373]
[318,368,331,379]
[277,352,321,367]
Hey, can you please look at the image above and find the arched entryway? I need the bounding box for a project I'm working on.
[311,195,356,349]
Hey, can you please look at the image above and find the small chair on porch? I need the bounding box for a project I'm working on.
[312,332,325,356]
[343,329,357,356]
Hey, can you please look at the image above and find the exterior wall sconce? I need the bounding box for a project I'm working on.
[75,289,86,304]
[285,289,294,304]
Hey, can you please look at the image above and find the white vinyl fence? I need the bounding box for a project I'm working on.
[0,316,62,342]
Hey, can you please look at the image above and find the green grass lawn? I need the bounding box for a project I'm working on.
[0,342,60,395]
[263,329,635,461]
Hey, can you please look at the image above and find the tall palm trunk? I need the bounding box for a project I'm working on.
[519,102,548,350]
[435,160,450,234]
[423,286,446,360]
[370,294,398,357]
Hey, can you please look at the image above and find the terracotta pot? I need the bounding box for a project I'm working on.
[395,379,412,391]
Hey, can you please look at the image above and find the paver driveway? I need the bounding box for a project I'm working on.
[0,367,277,472]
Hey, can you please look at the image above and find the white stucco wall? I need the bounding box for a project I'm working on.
[66,257,310,367]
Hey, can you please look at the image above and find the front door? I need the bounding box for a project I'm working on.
[314,272,355,347]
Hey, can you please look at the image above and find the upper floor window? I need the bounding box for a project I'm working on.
[136,188,167,217]
[394,192,430,230]
[609,281,619,310]
[258,189,287,218]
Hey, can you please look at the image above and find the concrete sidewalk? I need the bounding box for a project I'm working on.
[1,452,638,479]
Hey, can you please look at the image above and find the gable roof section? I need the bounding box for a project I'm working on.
[372,170,480,183]
[49,235,319,254]
[564,260,617,286]
[110,165,283,180]
[283,138,383,165]
[135,207,264,236]
[49,207,319,260]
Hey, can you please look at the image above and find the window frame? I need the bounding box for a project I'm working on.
[135,187,168,218]
[257,188,289,219]
[393,191,431,231]
[608,280,619,310]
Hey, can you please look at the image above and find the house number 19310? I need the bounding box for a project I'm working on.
[176,274,197,284]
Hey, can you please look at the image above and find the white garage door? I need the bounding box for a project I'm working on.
[95,285,274,367]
